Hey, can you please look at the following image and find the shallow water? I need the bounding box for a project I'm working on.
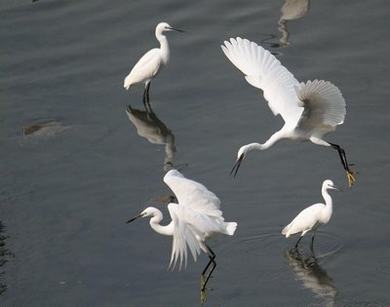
[1,0,390,306]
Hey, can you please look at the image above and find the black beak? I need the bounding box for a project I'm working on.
[169,27,184,32]
[230,154,244,177]
[126,213,143,224]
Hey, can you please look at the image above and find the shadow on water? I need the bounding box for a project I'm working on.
[0,220,13,296]
[285,247,337,307]
[261,0,310,50]
[125,102,176,172]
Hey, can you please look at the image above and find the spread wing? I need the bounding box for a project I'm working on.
[163,169,222,218]
[167,203,203,270]
[221,37,303,128]
[296,80,346,136]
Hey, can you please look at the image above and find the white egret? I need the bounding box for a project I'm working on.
[282,179,338,249]
[127,169,237,291]
[123,22,183,103]
[221,37,356,187]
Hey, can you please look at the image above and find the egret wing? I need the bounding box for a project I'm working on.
[282,203,324,237]
[295,80,346,134]
[168,203,202,270]
[163,170,222,218]
[124,48,161,88]
[221,37,303,127]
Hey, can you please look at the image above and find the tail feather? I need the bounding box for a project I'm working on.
[281,224,291,237]
[225,222,237,236]
[123,75,132,90]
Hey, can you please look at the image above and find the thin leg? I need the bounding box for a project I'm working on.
[310,234,315,253]
[329,142,356,187]
[145,81,151,103]
[143,82,152,113]
[200,244,216,292]
[295,236,304,249]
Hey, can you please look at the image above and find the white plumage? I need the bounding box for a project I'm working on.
[282,179,337,248]
[127,169,237,290]
[222,37,355,186]
[123,22,183,99]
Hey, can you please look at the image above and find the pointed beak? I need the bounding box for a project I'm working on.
[126,213,143,224]
[168,27,184,32]
[230,154,244,177]
[331,185,340,191]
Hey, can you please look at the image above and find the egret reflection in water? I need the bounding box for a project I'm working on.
[262,0,311,48]
[278,0,311,47]
[126,104,176,171]
[285,248,337,306]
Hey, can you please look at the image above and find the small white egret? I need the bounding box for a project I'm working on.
[127,169,237,292]
[123,22,183,103]
[282,179,338,249]
[221,37,356,187]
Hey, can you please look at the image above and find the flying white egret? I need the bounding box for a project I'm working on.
[123,22,183,103]
[127,169,237,292]
[221,37,356,187]
[282,179,338,249]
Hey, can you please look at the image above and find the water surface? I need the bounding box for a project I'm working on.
[1,0,390,306]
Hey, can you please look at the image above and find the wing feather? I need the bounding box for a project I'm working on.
[124,48,161,89]
[163,170,222,218]
[296,80,346,134]
[168,204,202,270]
[221,37,303,127]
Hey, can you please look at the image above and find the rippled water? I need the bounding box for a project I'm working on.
[1,0,390,306]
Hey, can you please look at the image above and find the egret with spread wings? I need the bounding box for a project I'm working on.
[221,37,355,187]
[127,169,237,293]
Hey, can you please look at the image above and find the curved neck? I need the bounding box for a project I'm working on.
[156,32,169,64]
[321,187,333,210]
[149,208,174,236]
[247,129,286,152]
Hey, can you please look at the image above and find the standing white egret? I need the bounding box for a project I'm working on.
[123,22,183,103]
[282,179,338,249]
[221,37,356,187]
[127,169,237,292]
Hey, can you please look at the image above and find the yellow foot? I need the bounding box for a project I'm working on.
[200,288,208,304]
[347,171,356,187]
[200,275,208,304]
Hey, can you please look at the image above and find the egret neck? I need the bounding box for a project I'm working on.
[149,208,174,236]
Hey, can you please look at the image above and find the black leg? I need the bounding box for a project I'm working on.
[329,142,356,186]
[310,234,315,252]
[146,82,151,102]
[143,82,152,113]
[200,244,216,292]
[295,236,304,249]
[329,143,348,170]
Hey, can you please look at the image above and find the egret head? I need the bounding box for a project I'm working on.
[230,145,250,177]
[126,207,157,223]
[323,179,338,191]
[156,22,184,35]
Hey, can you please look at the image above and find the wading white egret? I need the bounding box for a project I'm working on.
[127,169,237,292]
[221,37,356,187]
[282,179,338,249]
[123,22,183,103]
